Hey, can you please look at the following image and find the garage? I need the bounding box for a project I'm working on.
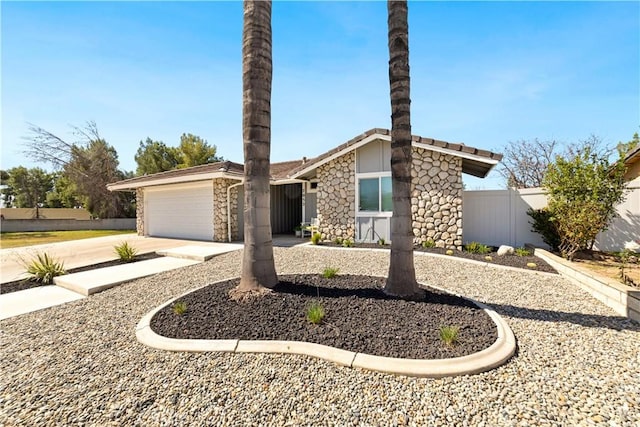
[144,182,214,240]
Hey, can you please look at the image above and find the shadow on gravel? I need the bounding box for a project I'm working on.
[488,303,640,332]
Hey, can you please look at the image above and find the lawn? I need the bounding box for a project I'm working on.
[0,230,135,249]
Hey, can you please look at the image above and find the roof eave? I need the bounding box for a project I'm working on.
[107,171,243,191]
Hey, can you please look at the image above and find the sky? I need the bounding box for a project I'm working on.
[2,1,639,190]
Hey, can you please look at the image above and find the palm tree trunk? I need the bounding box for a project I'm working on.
[384,0,422,299]
[236,0,278,294]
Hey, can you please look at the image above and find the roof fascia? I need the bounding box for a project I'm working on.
[107,172,242,191]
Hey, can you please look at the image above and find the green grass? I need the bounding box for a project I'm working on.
[439,325,460,347]
[464,241,492,254]
[306,301,326,325]
[0,230,135,249]
[322,267,339,278]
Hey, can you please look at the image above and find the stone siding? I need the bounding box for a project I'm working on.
[136,188,144,236]
[316,151,356,241]
[411,147,463,249]
[213,179,240,242]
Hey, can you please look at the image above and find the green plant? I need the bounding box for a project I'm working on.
[333,237,343,245]
[342,239,353,248]
[306,301,325,325]
[619,249,637,287]
[422,239,435,248]
[465,241,491,254]
[114,241,138,262]
[172,301,187,315]
[439,325,460,347]
[322,267,339,278]
[445,249,454,256]
[527,208,561,251]
[378,238,386,246]
[25,252,66,284]
[310,233,322,245]
[515,247,531,257]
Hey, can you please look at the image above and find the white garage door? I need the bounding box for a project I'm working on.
[145,182,214,240]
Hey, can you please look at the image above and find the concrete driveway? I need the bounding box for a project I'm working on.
[0,234,239,284]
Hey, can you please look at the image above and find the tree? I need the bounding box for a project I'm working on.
[45,173,82,208]
[383,0,422,299]
[498,139,560,188]
[543,141,628,260]
[23,121,135,218]
[178,133,221,168]
[618,132,639,157]
[134,138,181,175]
[1,167,54,208]
[232,0,278,298]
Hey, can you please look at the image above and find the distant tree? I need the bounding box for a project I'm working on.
[45,172,82,208]
[498,139,560,188]
[618,132,639,157]
[23,121,135,218]
[178,133,221,168]
[1,166,54,208]
[134,138,181,175]
[543,141,628,260]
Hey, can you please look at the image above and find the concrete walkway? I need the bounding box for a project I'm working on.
[0,238,243,319]
[0,234,241,284]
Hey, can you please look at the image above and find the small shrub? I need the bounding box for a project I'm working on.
[310,233,322,245]
[333,237,343,245]
[378,238,386,246]
[422,239,436,248]
[465,241,491,254]
[445,249,454,256]
[484,255,493,261]
[342,239,353,248]
[25,253,66,284]
[439,325,460,347]
[515,247,531,257]
[306,301,325,324]
[527,208,561,251]
[114,241,138,262]
[322,267,339,278]
[172,301,187,315]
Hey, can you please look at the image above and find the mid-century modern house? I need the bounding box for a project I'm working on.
[107,128,502,249]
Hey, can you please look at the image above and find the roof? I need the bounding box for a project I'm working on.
[624,144,640,165]
[108,129,502,190]
[289,128,503,179]
[107,160,305,190]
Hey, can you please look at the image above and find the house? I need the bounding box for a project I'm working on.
[623,144,640,182]
[107,128,502,249]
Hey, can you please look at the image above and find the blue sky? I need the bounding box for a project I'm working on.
[2,1,638,189]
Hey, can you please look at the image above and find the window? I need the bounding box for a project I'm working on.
[358,176,392,212]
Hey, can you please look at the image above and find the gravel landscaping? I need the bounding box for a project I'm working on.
[1,246,638,426]
[151,274,497,359]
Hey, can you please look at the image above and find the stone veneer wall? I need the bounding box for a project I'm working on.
[411,147,463,249]
[135,188,144,236]
[316,151,356,241]
[213,179,240,242]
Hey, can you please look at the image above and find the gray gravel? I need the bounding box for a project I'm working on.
[1,246,638,426]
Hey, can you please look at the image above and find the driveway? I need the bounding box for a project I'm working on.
[0,234,238,284]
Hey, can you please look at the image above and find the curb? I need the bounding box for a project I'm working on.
[136,279,516,378]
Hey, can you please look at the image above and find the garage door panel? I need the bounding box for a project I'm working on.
[145,183,214,240]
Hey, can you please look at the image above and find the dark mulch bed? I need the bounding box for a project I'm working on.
[0,252,162,295]
[320,242,558,274]
[151,274,498,360]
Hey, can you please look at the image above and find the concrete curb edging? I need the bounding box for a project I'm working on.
[136,279,516,378]
[534,248,640,322]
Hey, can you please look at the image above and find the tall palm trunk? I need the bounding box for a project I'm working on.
[384,0,422,299]
[236,0,278,294]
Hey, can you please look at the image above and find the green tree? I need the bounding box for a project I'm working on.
[45,172,82,208]
[383,0,422,299]
[232,0,278,298]
[2,167,54,208]
[618,132,639,157]
[23,121,135,218]
[134,138,181,175]
[543,141,628,260]
[178,133,221,168]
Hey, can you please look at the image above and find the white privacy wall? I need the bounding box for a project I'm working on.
[462,182,640,251]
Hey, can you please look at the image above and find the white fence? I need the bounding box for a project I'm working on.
[462,180,640,252]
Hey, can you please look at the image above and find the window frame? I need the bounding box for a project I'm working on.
[355,172,393,217]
